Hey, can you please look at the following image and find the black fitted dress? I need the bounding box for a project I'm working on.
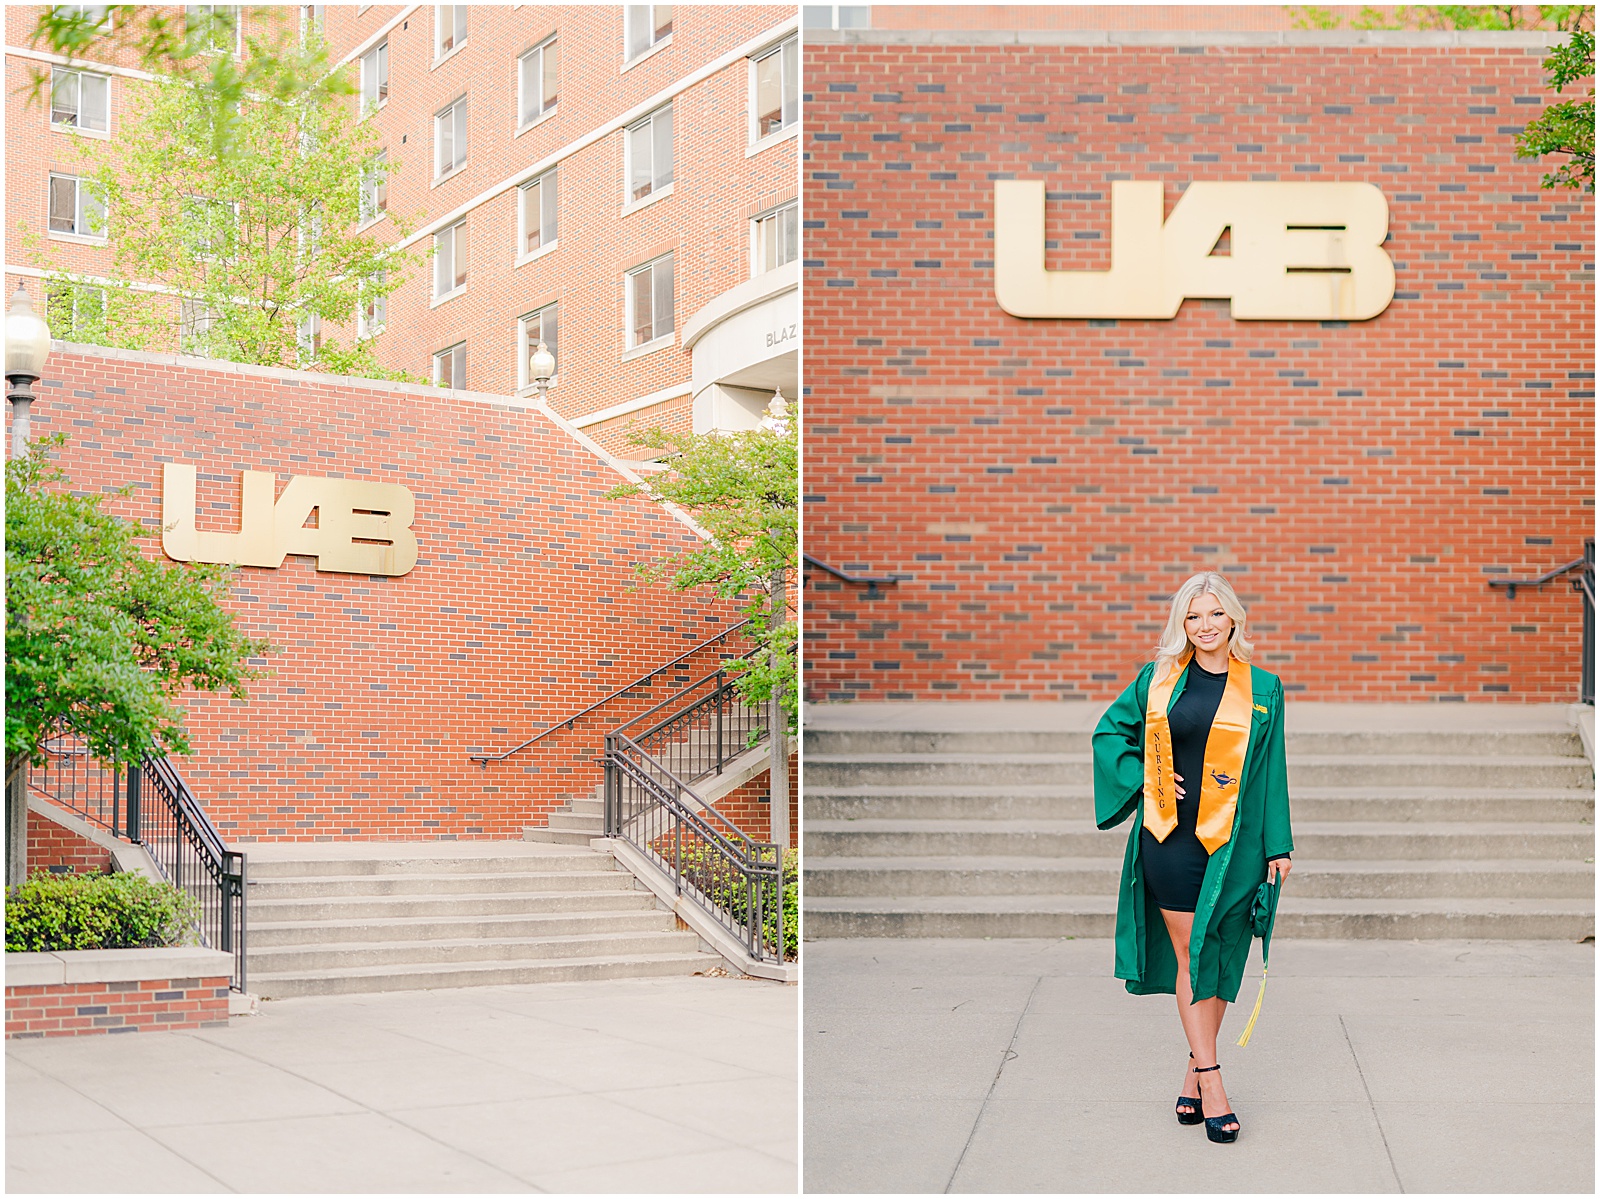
[1138,658,1229,913]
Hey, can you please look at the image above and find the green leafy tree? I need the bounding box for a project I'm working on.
[1516,28,1596,189]
[25,6,418,379]
[6,442,272,888]
[1289,5,1592,29]
[608,412,799,739]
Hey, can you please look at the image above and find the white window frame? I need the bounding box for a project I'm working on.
[299,4,325,44]
[433,218,468,302]
[516,167,558,264]
[433,341,466,389]
[802,4,870,30]
[360,39,388,116]
[47,173,107,240]
[517,302,559,393]
[360,151,388,226]
[185,5,242,56]
[749,35,798,149]
[751,200,798,277]
[622,104,673,211]
[46,281,107,337]
[517,34,559,131]
[434,96,467,181]
[297,312,322,361]
[624,253,675,354]
[434,4,467,64]
[623,5,673,64]
[359,270,387,338]
[179,298,219,357]
[50,67,111,136]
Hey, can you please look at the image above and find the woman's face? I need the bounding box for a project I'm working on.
[1185,592,1233,655]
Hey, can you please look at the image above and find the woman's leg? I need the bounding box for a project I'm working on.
[1159,907,1238,1131]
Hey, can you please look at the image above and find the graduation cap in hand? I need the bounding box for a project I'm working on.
[1236,875,1284,1048]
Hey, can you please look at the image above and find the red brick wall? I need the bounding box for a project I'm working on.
[25,809,112,876]
[803,42,1593,702]
[14,346,748,840]
[6,977,230,1038]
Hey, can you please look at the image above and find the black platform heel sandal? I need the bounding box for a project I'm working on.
[1193,1063,1239,1143]
[1176,1052,1203,1125]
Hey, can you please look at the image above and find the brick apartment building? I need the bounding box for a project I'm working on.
[4,4,800,846]
[6,3,799,455]
[803,17,1593,704]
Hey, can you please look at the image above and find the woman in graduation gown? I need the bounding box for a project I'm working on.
[1092,571,1294,1144]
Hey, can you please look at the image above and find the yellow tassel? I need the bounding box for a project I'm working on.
[1235,968,1267,1048]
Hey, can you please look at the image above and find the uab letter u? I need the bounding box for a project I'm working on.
[993,180,1395,321]
[161,463,418,576]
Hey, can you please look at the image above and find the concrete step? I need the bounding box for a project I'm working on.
[245,853,604,880]
[803,856,1596,899]
[248,870,632,900]
[249,888,660,924]
[248,906,673,948]
[249,951,713,998]
[548,812,604,832]
[802,819,1594,861]
[802,894,1594,941]
[248,928,702,973]
[802,752,1593,789]
[803,728,1585,757]
[524,827,601,845]
[802,784,1593,824]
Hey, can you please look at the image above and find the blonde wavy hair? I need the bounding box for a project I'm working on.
[1154,572,1254,674]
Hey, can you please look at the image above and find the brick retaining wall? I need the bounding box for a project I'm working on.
[5,977,231,1039]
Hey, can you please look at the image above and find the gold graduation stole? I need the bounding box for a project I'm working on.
[1142,650,1254,854]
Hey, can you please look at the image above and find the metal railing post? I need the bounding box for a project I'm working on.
[1583,538,1595,706]
[715,671,725,775]
[125,764,141,843]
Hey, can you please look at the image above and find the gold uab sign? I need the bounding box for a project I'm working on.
[161,463,418,576]
[994,181,1395,321]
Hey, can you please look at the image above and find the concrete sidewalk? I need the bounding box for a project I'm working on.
[803,938,1593,1194]
[8,974,797,1193]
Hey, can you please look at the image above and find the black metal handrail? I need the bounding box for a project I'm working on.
[610,668,762,785]
[470,619,752,765]
[604,730,784,962]
[1488,555,1586,599]
[803,553,907,596]
[26,731,247,991]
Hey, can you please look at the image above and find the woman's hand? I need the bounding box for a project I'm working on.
[1173,773,1184,800]
[1266,858,1292,883]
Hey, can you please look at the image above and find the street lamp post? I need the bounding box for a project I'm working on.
[6,284,53,461]
[759,390,792,853]
[528,340,555,403]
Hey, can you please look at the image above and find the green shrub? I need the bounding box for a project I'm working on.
[5,871,200,952]
[671,841,799,962]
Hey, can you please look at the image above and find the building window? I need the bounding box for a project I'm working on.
[802,5,869,29]
[626,254,674,349]
[518,36,559,127]
[297,312,322,360]
[182,195,237,257]
[360,151,388,222]
[435,5,467,59]
[753,201,798,275]
[625,105,672,204]
[624,5,672,59]
[179,298,219,356]
[300,4,324,42]
[433,341,466,388]
[360,271,387,337]
[185,5,241,55]
[519,303,558,389]
[50,67,110,133]
[46,281,106,338]
[751,36,798,141]
[360,40,388,114]
[61,5,113,24]
[434,219,467,298]
[435,97,467,177]
[519,169,557,256]
[48,173,107,238]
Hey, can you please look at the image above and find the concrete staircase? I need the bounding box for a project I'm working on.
[525,787,604,845]
[244,843,712,998]
[803,704,1595,941]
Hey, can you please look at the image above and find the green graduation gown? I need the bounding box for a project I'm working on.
[1092,660,1294,1003]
